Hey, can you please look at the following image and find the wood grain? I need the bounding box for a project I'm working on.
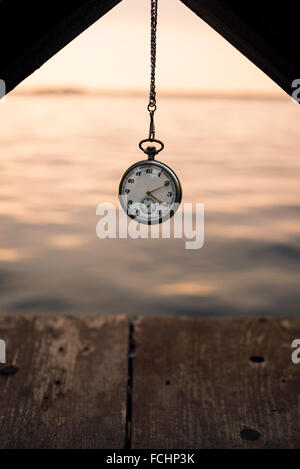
[0,316,128,449]
[131,317,300,449]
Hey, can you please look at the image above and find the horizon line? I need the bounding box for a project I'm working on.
[11,86,288,101]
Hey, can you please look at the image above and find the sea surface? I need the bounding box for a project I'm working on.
[0,93,299,317]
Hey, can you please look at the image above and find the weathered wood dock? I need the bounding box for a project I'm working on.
[0,316,299,449]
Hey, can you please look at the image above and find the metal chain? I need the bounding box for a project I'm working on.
[148,0,158,141]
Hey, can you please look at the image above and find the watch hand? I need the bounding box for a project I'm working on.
[146,191,162,204]
[147,184,166,194]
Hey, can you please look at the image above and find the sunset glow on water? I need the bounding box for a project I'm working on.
[0,93,299,316]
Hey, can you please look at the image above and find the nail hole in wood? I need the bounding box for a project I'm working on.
[249,356,264,363]
[240,428,261,441]
[0,365,19,376]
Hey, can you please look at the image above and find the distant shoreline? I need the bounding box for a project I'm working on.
[11,87,288,101]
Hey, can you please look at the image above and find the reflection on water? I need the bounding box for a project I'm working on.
[0,94,299,316]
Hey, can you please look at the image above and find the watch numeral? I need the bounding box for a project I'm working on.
[128,178,134,183]
[167,192,172,197]
[136,171,141,176]
[124,189,130,194]
[164,180,170,186]
[128,200,133,206]
[146,169,153,174]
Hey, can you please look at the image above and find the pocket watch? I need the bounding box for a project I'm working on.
[119,139,182,225]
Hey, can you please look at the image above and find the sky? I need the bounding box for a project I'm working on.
[20,0,284,95]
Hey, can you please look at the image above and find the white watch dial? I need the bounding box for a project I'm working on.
[119,160,181,224]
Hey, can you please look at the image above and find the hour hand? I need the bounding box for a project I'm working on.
[146,191,162,204]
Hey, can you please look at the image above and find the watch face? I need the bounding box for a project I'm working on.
[119,159,182,224]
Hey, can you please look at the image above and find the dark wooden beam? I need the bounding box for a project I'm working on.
[0,0,299,97]
[0,0,123,94]
[180,0,299,97]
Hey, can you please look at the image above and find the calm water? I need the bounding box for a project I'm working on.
[0,94,299,316]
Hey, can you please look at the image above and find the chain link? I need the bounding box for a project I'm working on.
[148,0,158,140]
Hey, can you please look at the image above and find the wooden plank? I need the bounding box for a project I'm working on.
[0,316,128,449]
[131,317,300,449]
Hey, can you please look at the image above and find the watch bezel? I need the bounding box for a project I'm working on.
[119,159,182,225]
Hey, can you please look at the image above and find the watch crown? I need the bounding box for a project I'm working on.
[146,146,157,160]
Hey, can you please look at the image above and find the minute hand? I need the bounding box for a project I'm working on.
[147,184,166,194]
